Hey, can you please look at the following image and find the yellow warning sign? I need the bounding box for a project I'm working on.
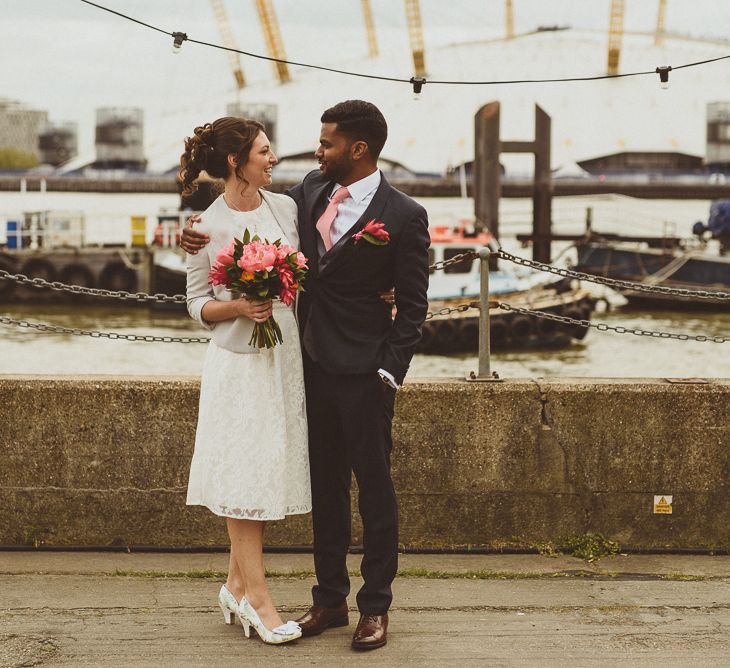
[653,495,673,514]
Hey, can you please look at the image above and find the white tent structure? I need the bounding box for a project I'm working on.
[145,27,730,176]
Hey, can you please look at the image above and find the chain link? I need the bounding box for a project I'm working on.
[425,302,480,320]
[428,250,479,273]
[0,315,210,343]
[0,269,186,304]
[494,302,729,343]
[496,249,730,301]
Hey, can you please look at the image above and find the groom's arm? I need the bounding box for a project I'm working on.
[379,205,430,386]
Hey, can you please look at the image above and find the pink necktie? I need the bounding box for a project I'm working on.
[316,186,350,251]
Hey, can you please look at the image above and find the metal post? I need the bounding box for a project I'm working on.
[478,247,491,377]
[467,247,501,382]
[533,105,552,263]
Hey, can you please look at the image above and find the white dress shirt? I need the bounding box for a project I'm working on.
[327,170,398,389]
[328,169,381,246]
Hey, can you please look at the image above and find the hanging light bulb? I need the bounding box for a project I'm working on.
[410,76,426,100]
[656,65,672,90]
[172,32,188,54]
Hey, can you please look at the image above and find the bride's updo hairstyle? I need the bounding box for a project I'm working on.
[179,116,265,197]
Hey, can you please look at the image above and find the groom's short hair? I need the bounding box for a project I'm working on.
[321,100,387,159]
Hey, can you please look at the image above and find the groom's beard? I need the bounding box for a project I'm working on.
[319,155,353,184]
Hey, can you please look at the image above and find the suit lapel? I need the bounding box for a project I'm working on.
[319,176,393,277]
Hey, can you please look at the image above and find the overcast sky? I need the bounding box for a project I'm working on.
[3,0,730,166]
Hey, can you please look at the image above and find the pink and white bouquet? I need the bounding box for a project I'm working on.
[209,229,308,348]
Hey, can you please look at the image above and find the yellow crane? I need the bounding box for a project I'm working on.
[209,0,246,90]
[361,0,379,58]
[607,0,625,75]
[404,0,426,77]
[505,0,514,40]
[254,0,290,83]
[655,0,667,46]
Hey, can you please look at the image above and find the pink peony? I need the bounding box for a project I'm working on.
[238,240,277,273]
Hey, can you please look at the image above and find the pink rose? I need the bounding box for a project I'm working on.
[209,262,231,286]
[214,241,236,267]
[277,243,297,260]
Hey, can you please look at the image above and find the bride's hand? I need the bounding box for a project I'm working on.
[237,298,273,323]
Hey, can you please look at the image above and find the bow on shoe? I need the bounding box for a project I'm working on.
[273,621,301,635]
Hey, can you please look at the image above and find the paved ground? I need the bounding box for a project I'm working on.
[1,551,730,667]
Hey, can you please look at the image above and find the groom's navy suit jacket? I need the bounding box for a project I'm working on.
[287,170,430,386]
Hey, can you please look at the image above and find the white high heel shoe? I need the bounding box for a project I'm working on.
[237,598,302,644]
[218,585,239,625]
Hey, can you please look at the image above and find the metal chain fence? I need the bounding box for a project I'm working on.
[0,315,210,343]
[493,302,729,344]
[496,249,730,301]
[1,245,727,343]
[1,300,725,343]
[2,249,727,303]
[0,269,186,304]
[0,250,476,304]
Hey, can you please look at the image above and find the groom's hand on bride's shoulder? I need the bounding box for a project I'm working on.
[180,215,209,254]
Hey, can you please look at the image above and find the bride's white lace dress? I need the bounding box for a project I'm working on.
[186,201,311,520]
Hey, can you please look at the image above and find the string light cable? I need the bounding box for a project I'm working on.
[79,0,730,93]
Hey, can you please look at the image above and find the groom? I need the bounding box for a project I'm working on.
[182,100,430,650]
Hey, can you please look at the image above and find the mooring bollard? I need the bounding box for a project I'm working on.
[468,246,501,382]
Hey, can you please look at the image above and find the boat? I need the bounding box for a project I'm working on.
[0,210,148,302]
[421,223,596,353]
[573,200,730,311]
[0,209,189,305]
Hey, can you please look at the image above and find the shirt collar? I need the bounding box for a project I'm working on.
[332,169,381,204]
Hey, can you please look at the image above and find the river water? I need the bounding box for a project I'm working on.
[0,192,727,378]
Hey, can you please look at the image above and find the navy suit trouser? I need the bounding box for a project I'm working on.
[302,349,398,616]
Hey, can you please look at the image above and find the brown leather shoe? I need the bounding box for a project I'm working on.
[351,613,388,650]
[295,601,349,637]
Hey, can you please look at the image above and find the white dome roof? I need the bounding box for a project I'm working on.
[147,28,730,174]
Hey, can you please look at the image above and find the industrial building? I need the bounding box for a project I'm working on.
[0,97,47,161]
[707,102,730,173]
[93,107,146,171]
[38,122,78,167]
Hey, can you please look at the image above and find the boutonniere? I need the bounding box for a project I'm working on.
[353,219,390,246]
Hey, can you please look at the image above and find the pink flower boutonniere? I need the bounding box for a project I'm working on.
[353,219,390,246]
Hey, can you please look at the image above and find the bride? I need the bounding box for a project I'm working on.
[180,116,309,645]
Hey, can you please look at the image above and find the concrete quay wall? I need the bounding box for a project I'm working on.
[0,376,728,550]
